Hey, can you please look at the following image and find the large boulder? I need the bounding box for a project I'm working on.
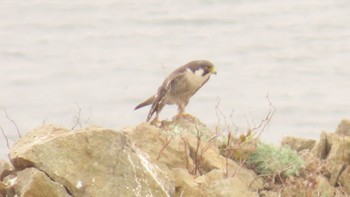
[4,116,264,197]
[9,125,174,197]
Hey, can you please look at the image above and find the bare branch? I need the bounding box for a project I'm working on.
[1,108,21,138]
[157,136,172,160]
[0,125,10,150]
[85,107,93,125]
[72,102,82,130]
[250,92,276,139]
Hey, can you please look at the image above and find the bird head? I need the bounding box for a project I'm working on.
[196,60,217,76]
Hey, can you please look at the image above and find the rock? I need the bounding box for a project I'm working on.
[311,132,328,159]
[172,168,202,196]
[10,125,174,197]
[204,169,259,197]
[311,132,350,163]
[281,136,316,152]
[338,165,350,194]
[126,118,263,192]
[126,117,264,196]
[0,159,14,180]
[0,181,6,196]
[326,161,346,186]
[336,119,350,136]
[314,175,335,196]
[12,167,71,197]
[125,123,195,170]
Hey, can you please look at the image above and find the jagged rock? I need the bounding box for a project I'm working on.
[10,125,174,197]
[204,169,259,197]
[12,167,71,197]
[125,123,195,170]
[311,132,328,159]
[326,161,347,186]
[126,118,263,193]
[281,136,316,152]
[0,159,13,180]
[338,165,350,194]
[172,168,202,196]
[311,132,350,162]
[336,119,350,136]
[314,175,336,196]
[281,175,335,197]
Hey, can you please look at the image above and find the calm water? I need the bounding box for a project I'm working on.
[1,0,350,158]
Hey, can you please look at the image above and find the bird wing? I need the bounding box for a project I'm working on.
[146,69,187,122]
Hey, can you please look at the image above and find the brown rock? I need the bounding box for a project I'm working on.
[281,136,316,152]
[127,118,264,196]
[10,125,174,197]
[338,165,350,194]
[311,132,329,159]
[203,170,259,197]
[311,132,350,163]
[314,175,335,196]
[336,119,350,136]
[12,167,71,197]
[326,161,346,186]
[127,118,263,191]
[0,159,14,180]
[125,123,195,170]
[172,168,202,196]
[0,181,6,196]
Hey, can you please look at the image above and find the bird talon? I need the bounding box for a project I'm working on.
[150,118,160,126]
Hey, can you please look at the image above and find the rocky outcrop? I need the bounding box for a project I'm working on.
[0,116,263,197]
[281,119,350,196]
[1,117,350,196]
[6,125,174,197]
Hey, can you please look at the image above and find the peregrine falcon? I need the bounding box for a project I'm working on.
[134,60,217,124]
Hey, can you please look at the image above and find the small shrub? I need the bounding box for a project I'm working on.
[248,143,304,177]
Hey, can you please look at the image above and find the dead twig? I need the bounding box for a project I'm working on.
[0,125,10,150]
[2,108,21,138]
[157,136,172,160]
[191,128,202,175]
[72,102,82,130]
[250,92,276,139]
[85,107,93,125]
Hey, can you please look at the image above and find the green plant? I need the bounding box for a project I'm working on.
[248,143,304,177]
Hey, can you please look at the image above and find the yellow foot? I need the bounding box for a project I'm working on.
[150,118,160,126]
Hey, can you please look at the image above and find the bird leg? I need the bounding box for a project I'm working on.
[150,112,160,126]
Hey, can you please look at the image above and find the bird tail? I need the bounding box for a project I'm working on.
[134,95,156,110]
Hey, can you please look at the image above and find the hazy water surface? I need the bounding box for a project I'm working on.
[1,0,350,157]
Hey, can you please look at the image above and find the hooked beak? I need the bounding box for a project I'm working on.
[211,66,217,75]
